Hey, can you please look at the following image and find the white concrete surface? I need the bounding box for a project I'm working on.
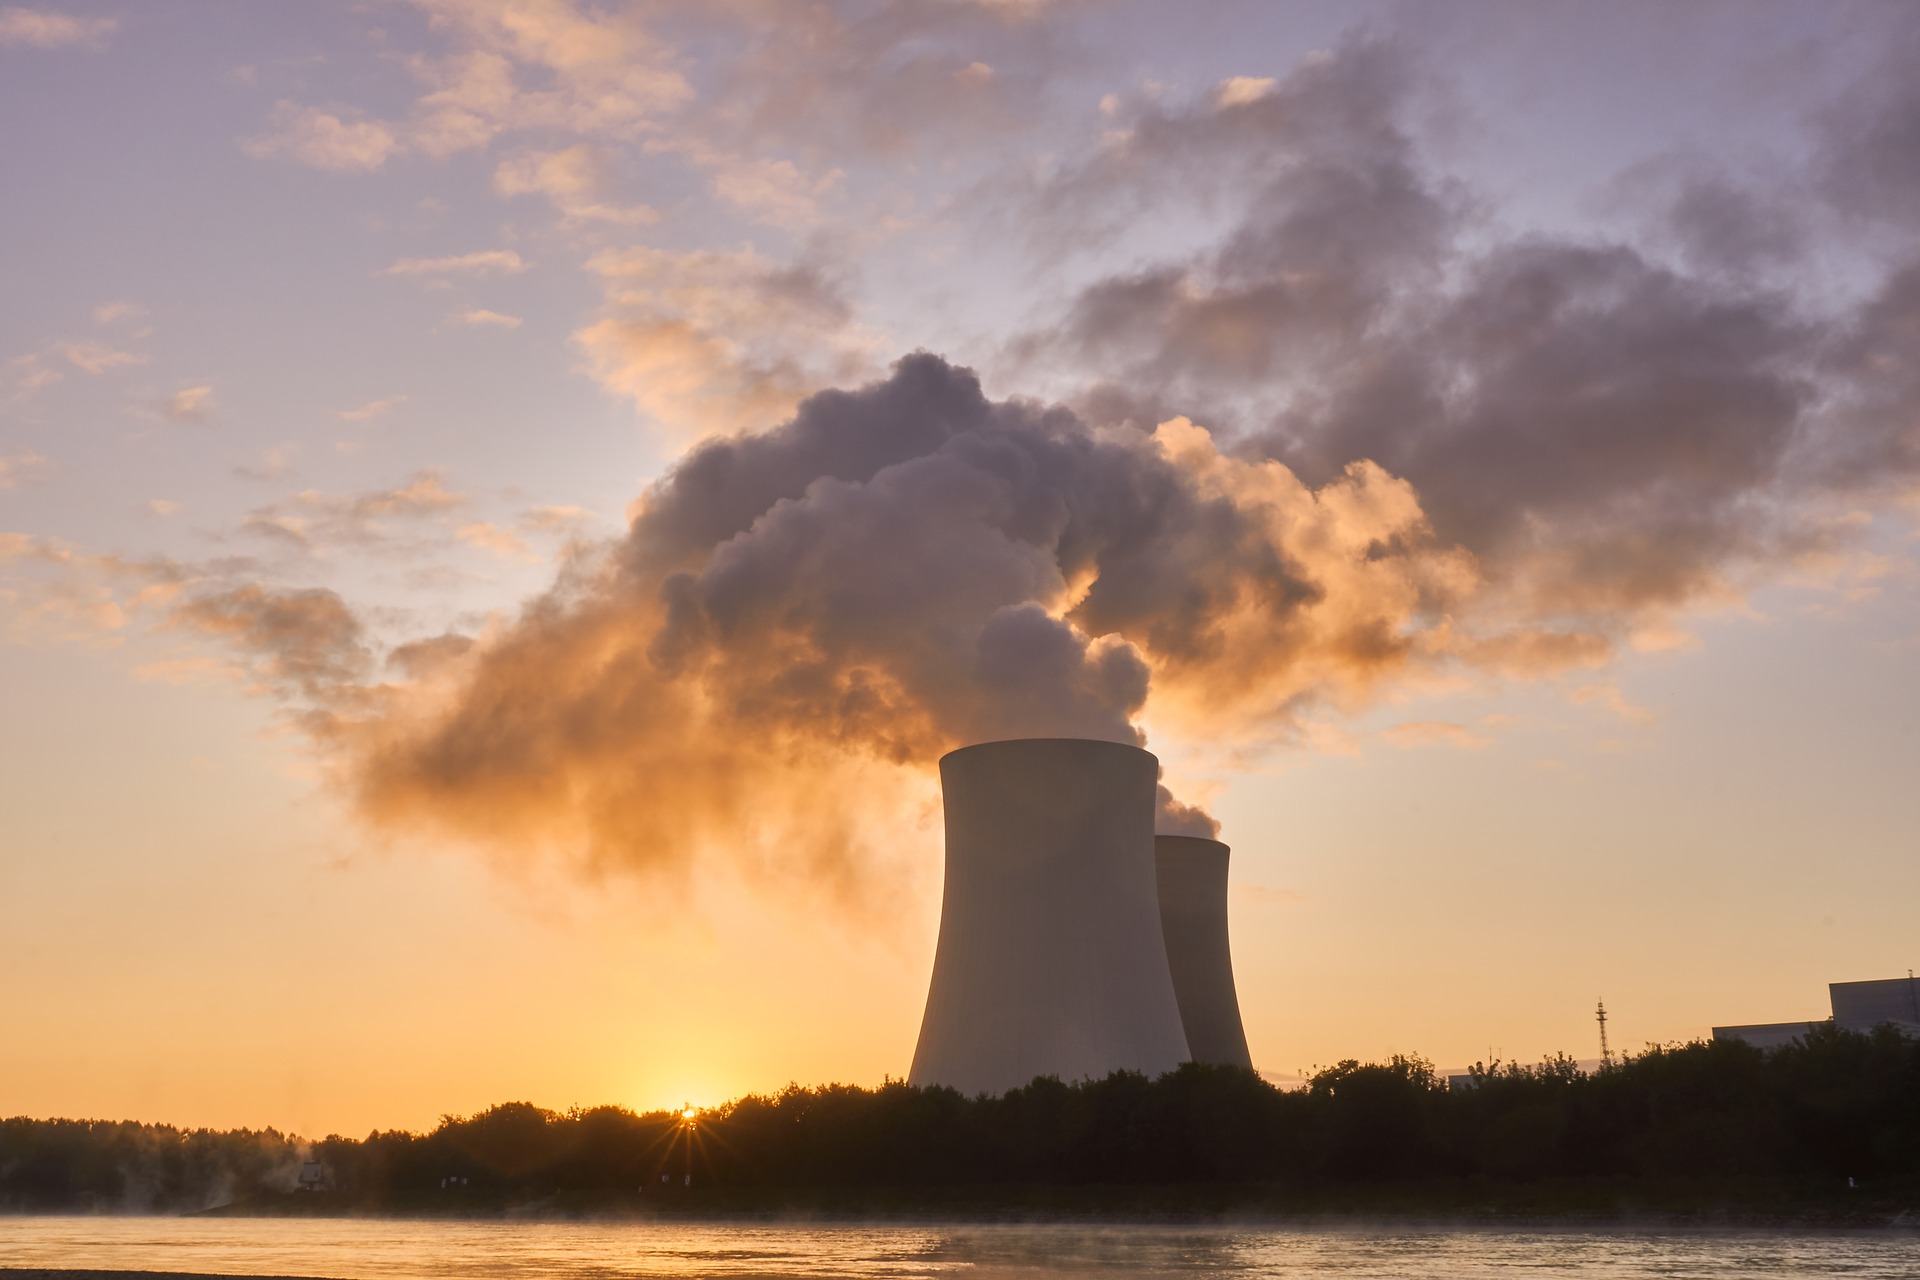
[1155,835,1255,1071]
[909,738,1191,1095]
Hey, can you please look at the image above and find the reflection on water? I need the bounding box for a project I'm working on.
[1,1217,1916,1279]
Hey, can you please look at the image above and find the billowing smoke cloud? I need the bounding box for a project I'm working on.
[310,353,1506,884]
[1025,29,1920,635]
[300,28,1920,893]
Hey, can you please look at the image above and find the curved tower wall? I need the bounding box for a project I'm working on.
[1154,835,1254,1070]
[909,738,1191,1096]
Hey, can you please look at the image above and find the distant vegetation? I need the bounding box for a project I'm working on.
[5,1025,1918,1218]
[0,1119,301,1213]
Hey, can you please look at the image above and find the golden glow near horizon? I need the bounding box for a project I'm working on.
[3,3,1919,1138]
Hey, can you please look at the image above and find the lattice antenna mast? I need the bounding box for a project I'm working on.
[1597,998,1612,1069]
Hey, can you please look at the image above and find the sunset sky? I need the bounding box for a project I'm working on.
[3,0,1918,1139]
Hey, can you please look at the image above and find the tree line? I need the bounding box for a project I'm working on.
[4,1025,1917,1213]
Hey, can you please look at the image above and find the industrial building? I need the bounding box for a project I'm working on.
[1829,976,1920,1032]
[909,738,1253,1095]
[1713,975,1920,1049]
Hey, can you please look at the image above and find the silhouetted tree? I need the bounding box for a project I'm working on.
[8,1030,1919,1212]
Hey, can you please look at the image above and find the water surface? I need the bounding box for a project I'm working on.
[2,1217,1916,1279]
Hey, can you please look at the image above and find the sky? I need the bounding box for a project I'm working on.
[2,0,1918,1138]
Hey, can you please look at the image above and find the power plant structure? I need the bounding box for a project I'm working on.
[908,737,1254,1096]
[1156,835,1255,1071]
[1715,974,1920,1049]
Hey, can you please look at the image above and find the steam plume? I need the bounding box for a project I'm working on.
[314,354,1497,885]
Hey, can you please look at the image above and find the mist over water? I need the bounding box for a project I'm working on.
[3,1218,1916,1279]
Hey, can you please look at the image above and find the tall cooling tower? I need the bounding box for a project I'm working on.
[1154,835,1254,1070]
[909,738,1191,1096]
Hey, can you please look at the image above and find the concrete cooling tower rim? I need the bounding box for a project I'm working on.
[937,736,1157,769]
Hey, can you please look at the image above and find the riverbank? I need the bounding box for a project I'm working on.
[12,1035,1920,1226]
[179,1176,1920,1229]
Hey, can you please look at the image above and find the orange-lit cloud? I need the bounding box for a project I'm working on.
[385,250,526,278]
[0,534,176,643]
[1569,683,1658,728]
[245,102,402,172]
[0,7,117,49]
[456,521,536,561]
[237,471,467,555]
[273,356,1628,899]
[246,0,693,175]
[575,245,876,441]
[494,144,656,224]
[341,396,410,422]
[3,354,62,398]
[91,300,146,325]
[453,309,523,329]
[62,340,146,374]
[163,386,215,423]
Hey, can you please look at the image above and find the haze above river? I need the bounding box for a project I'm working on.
[3,1218,1917,1279]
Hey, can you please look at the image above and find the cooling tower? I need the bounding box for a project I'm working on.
[909,738,1191,1096]
[1155,835,1254,1070]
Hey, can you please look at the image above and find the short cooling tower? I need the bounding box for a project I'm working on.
[909,738,1191,1095]
[1154,835,1254,1070]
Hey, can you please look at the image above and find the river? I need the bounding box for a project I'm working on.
[2,1217,1918,1278]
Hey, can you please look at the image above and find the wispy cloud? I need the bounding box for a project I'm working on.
[352,472,464,518]
[239,471,467,554]
[168,584,372,701]
[401,0,690,150]
[3,354,61,399]
[0,450,47,489]
[643,134,847,230]
[163,385,214,423]
[244,101,400,172]
[1570,683,1658,728]
[453,309,522,329]
[62,340,147,374]
[457,521,536,562]
[92,300,147,326]
[340,395,409,422]
[234,443,299,483]
[494,145,656,224]
[0,533,170,644]
[385,249,525,277]
[576,244,876,440]
[0,7,117,48]
[710,156,845,229]
[520,504,594,533]
[1215,75,1276,107]
[241,0,692,179]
